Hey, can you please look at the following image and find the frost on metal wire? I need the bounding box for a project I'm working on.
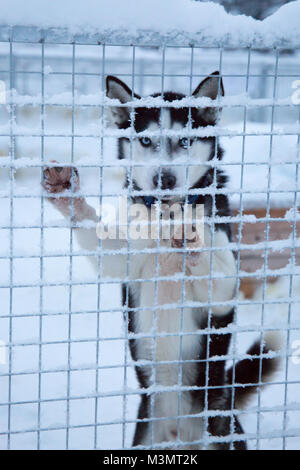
[0,25,299,451]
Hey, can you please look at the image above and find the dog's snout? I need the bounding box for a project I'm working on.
[153,172,176,190]
[163,174,176,189]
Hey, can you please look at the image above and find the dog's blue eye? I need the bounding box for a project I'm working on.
[179,138,192,148]
[140,137,152,147]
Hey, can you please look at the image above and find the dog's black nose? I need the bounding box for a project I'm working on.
[153,172,176,190]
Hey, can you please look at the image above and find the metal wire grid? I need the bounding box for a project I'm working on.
[0,35,299,450]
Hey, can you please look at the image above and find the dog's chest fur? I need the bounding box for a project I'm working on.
[130,251,203,388]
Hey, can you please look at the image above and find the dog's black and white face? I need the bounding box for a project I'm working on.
[106,72,224,200]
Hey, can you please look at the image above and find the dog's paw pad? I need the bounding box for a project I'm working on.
[43,164,80,195]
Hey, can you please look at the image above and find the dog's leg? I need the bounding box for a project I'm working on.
[42,164,127,278]
[205,386,247,449]
[132,395,150,448]
[188,230,247,449]
[231,417,247,450]
[180,225,236,316]
[172,226,247,449]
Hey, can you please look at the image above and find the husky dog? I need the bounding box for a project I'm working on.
[42,72,279,450]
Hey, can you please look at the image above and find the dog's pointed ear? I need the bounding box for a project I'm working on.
[106,76,140,128]
[192,71,224,125]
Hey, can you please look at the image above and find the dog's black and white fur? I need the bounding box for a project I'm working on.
[42,72,279,450]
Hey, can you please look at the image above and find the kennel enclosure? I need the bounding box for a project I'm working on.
[0,6,300,450]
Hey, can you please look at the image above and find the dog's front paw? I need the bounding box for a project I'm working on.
[42,161,82,219]
[186,232,203,267]
[171,225,203,267]
[42,161,80,196]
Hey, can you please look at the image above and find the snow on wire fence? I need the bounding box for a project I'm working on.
[0,24,300,451]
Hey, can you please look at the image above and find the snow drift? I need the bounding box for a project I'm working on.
[0,0,300,47]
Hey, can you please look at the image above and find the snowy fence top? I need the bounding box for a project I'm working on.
[0,0,300,48]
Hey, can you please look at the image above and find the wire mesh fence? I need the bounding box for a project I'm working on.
[0,27,300,450]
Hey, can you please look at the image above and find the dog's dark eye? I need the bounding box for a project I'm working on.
[179,137,192,149]
[140,137,152,147]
